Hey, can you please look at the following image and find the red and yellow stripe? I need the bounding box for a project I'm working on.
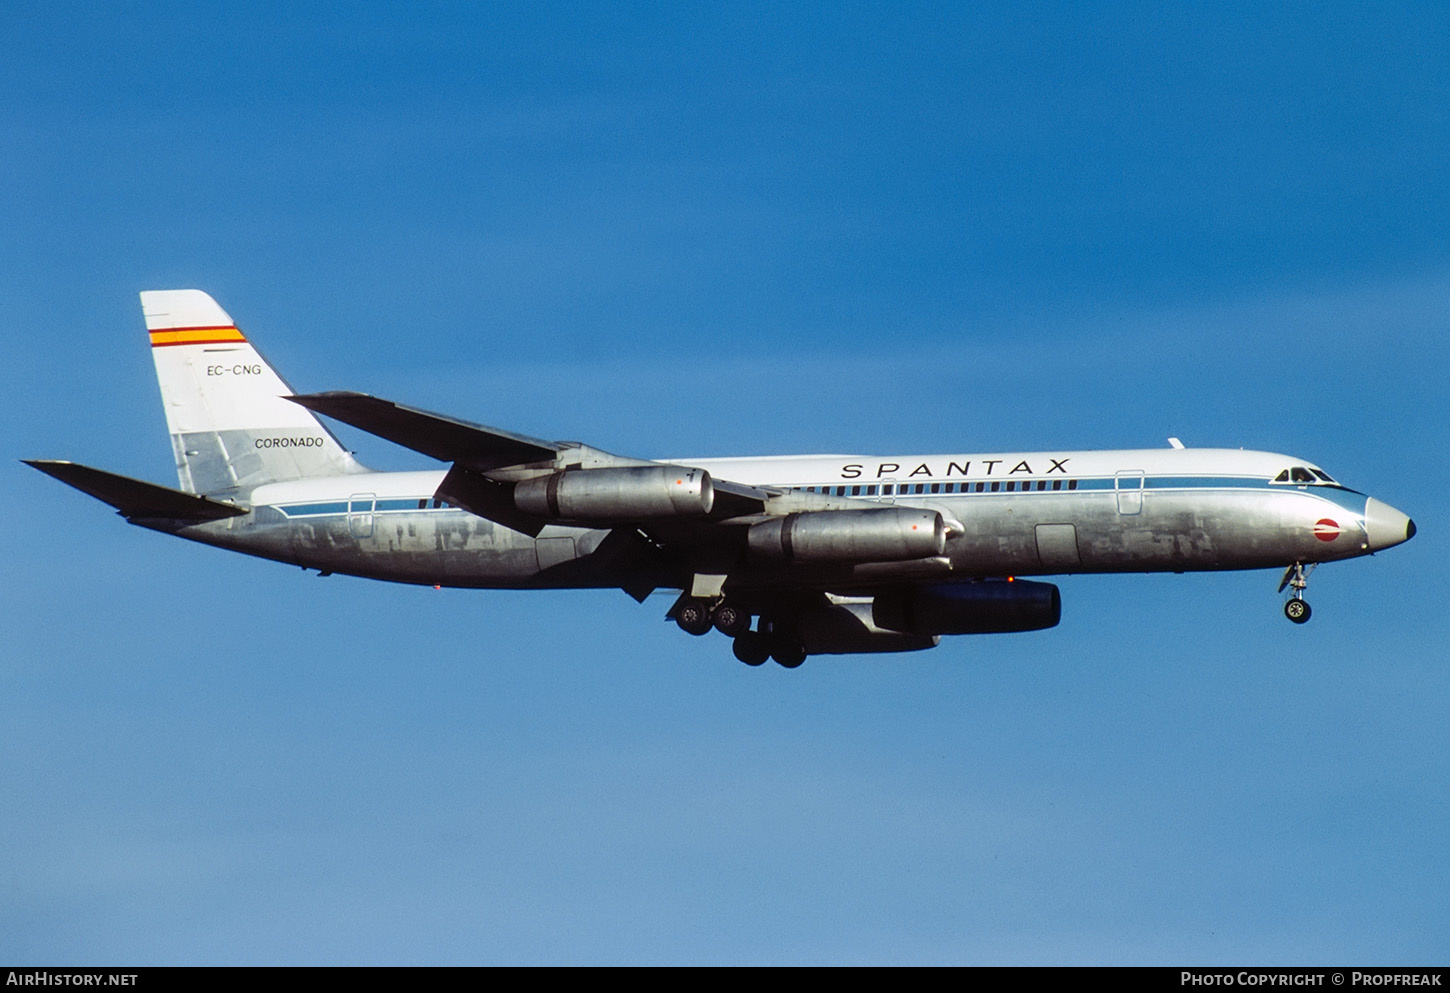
[148,325,248,347]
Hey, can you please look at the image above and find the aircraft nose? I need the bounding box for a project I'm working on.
[1364,498,1415,552]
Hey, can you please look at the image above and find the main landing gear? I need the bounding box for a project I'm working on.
[672,596,808,668]
[732,627,806,668]
[673,596,752,638]
[1277,562,1316,624]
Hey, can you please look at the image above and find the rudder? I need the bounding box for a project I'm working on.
[143,290,365,495]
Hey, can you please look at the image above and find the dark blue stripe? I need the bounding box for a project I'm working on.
[280,502,349,517]
[279,499,439,517]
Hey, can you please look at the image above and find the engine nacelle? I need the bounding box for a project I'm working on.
[872,580,1061,635]
[514,465,714,521]
[794,603,939,655]
[748,508,945,563]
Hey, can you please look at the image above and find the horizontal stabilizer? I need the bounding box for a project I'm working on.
[288,392,560,471]
[23,460,248,522]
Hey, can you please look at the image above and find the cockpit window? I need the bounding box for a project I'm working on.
[1273,466,1339,486]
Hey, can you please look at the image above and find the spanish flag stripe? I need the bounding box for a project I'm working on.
[149,327,248,347]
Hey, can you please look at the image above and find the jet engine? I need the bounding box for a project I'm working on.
[872,579,1061,635]
[748,508,945,563]
[793,603,939,655]
[514,465,714,521]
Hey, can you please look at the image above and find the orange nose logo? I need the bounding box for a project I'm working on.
[1313,518,1341,541]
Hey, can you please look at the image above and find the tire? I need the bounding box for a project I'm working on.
[713,601,750,637]
[1284,599,1311,624]
[732,632,770,666]
[675,598,713,636]
[771,640,807,668]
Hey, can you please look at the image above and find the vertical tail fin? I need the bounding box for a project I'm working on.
[143,290,366,496]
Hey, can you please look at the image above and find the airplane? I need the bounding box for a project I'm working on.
[26,290,1416,667]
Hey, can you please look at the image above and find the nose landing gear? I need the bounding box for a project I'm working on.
[1277,562,1316,624]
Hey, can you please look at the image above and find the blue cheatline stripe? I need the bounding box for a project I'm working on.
[279,501,350,517]
[278,499,439,518]
[272,478,1368,517]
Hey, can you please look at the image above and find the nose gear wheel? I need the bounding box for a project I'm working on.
[1277,562,1316,624]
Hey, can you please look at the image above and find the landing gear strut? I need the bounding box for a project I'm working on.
[1278,562,1315,624]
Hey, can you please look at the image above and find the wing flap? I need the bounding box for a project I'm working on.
[24,460,248,522]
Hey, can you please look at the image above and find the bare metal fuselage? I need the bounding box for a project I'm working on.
[155,455,1393,593]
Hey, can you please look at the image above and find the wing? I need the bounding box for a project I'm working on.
[286,391,930,604]
[287,391,561,472]
[24,460,248,523]
[287,390,778,525]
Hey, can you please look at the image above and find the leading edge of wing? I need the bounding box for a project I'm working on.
[287,391,561,471]
[289,392,778,525]
[23,460,248,522]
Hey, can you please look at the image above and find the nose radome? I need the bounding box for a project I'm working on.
[1364,498,1415,552]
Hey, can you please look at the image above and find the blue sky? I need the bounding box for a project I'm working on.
[3,3,1447,965]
